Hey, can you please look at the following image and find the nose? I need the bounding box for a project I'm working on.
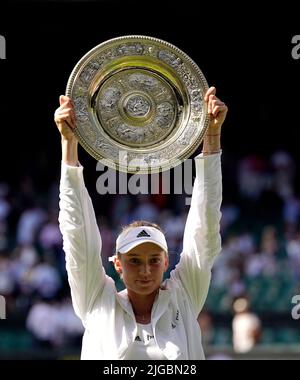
[139,263,151,275]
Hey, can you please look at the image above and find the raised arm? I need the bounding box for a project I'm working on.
[55,96,105,321]
[202,86,227,156]
[55,95,79,166]
[170,87,227,314]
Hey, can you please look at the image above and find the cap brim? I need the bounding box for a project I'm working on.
[118,239,167,254]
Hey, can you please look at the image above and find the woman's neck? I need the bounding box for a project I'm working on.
[127,289,159,322]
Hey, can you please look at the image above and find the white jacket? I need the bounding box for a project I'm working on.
[59,153,222,360]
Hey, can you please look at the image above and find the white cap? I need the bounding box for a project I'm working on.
[115,226,168,254]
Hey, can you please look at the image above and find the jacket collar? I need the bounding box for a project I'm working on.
[116,287,172,323]
[116,289,134,317]
[151,288,171,323]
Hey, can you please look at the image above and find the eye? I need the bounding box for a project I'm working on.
[150,258,161,264]
[129,258,140,264]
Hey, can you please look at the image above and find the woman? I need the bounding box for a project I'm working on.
[55,86,227,360]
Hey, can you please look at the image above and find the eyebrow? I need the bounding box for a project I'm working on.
[126,253,162,257]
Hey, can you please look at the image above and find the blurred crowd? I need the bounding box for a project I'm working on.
[0,149,300,354]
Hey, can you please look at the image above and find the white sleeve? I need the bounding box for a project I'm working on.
[58,162,106,321]
[170,152,222,315]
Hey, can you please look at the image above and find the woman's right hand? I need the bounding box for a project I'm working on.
[54,95,77,142]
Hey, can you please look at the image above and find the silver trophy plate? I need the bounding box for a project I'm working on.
[66,35,209,173]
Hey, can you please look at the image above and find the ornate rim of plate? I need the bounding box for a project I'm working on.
[66,35,210,174]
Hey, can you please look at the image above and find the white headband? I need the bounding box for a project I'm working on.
[115,226,168,255]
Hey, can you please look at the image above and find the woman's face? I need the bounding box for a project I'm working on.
[117,242,169,296]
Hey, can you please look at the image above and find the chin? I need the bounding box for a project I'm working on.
[139,285,160,295]
[132,284,159,295]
